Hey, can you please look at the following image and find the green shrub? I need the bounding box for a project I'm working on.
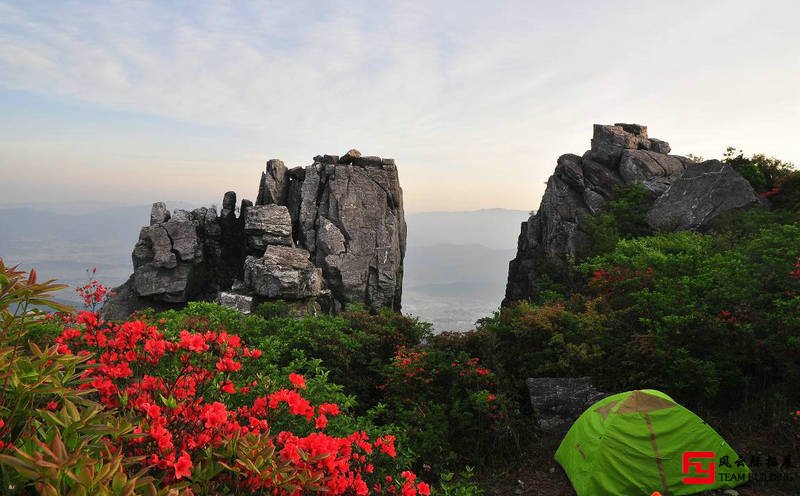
[723,147,794,193]
[771,170,800,209]
[255,300,292,319]
[584,183,653,257]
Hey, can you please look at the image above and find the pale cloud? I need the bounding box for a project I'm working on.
[0,0,799,213]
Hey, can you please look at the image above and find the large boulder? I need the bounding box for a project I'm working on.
[618,149,690,196]
[526,377,608,430]
[647,161,762,231]
[131,217,203,302]
[244,204,293,253]
[243,246,324,299]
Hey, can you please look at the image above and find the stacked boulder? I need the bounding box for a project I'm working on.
[102,150,406,320]
[504,123,762,304]
[131,204,214,302]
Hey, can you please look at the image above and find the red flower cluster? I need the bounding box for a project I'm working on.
[390,346,433,385]
[75,268,114,311]
[590,266,654,295]
[451,357,492,380]
[54,311,426,494]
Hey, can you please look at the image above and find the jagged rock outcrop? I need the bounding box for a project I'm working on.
[504,123,761,305]
[102,150,405,320]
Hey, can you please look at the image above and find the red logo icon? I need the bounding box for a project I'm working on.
[682,451,716,484]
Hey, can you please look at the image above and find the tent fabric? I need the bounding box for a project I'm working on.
[555,389,750,496]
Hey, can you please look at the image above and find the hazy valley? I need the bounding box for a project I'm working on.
[0,204,527,331]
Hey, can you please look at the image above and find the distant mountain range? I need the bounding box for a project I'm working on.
[0,204,529,331]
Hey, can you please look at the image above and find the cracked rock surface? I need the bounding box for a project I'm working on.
[102,150,405,320]
[647,161,761,231]
[504,123,761,305]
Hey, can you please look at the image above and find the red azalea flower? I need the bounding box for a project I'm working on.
[174,451,192,479]
[215,355,242,372]
[201,402,228,429]
[318,402,341,416]
[289,373,307,389]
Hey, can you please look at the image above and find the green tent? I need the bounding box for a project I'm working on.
[555,389,750,496]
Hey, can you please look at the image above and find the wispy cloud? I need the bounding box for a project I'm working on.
[0,0,799,211]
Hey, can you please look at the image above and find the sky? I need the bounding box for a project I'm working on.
[1,0,799,214]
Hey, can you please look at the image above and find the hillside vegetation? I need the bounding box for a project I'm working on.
[1,150,799,495]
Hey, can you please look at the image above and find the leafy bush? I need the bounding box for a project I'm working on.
[255,300,291,319]
[584,183,653,257]
[770,170,800,209]
[226,305,431,409]
[373,344,521,471]
[54,313,425,494]
[471,299,606,407]
[723,147,794,193]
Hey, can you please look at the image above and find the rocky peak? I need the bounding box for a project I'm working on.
[504,123,761,305]
[102,149,406,320]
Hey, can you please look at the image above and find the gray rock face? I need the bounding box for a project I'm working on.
[244,246,324,299]
[504,123,758,305]
[647,161,762,231]
[526,377,607,430]
[128,207,222,304]
[256,159,289,206]
[99,276,149,321]
[103,149,406,319]
[311,162,406,311]
[244,204,293,253]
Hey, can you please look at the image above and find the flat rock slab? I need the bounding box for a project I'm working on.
[647,161,761,231]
